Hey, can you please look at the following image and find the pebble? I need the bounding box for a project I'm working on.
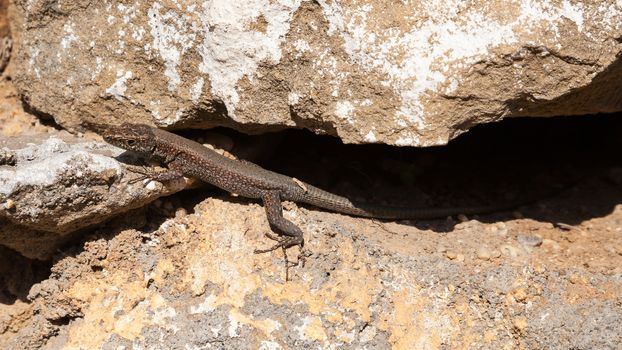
[476,247,492,260]
[477,247,501,260]
[486,222,508,236]
[175,207,188,218]
[3,199,15,210]
[446,251,465,262]
[500,244,521,258]
[512,288,528,302]
[517,234,543,247]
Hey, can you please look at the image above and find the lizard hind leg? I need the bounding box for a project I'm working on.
[254,191,304,251]
[254,191,305,280]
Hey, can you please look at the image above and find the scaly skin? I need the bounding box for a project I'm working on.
[89,122,531,266]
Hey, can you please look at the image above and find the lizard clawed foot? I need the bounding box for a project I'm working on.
[123,165,184,185]
[254,232,303,253]
[254,233,304,281]
[123,165,157,184]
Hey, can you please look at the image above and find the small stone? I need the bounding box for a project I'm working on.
[517,234,543,247]
[457,214,468,222]
[446,251,465,262]
[3,199,15,210]
[476,247,492,260]
[554,222,575,231]
[487,222,508,236]
[175,207,188,218]
[500,244,520,258]
[512,288,528,302]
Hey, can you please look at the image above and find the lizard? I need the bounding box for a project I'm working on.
[88,122,541,275]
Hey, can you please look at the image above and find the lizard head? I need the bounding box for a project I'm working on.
[86,122,156,155]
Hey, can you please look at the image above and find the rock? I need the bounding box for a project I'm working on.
[517,234,543,247]
[446,250,465,262]
[511,287,529,302]
[10,1,622,146]
[457,214,469,222]
[486,222,508,236]
[0,133,185,259]
[476,247,491,260]
[3,198,621,350]
[500,244,522,258]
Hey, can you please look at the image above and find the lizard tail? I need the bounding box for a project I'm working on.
[299,183,550,220]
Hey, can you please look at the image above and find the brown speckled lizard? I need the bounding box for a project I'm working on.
[89,123,534,275]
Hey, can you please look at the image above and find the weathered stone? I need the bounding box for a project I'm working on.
[517,233,543,247]
[10,1,622,146]
[0,132,185,259]
[4,198,622,349]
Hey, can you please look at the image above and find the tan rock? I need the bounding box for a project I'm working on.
[10,1,622,146]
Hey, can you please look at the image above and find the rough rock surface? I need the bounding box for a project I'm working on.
[11,1,622,146]
[0,132,185,259]
[4,196,622,350]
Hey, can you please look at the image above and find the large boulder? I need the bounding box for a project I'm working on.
[11,1,622,146]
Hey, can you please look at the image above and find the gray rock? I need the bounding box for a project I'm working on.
[517,234,544,247]
[0,133,185,259]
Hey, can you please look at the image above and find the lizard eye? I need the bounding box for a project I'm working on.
[127,139,136,146]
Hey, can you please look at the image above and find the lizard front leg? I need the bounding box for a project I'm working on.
[123,157,186,184]
[123,164,184,184]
